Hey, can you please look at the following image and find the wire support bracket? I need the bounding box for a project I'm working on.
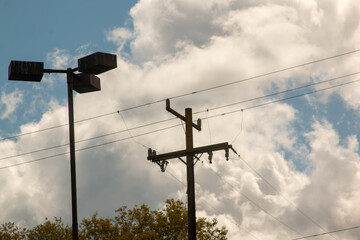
[147,142,236,170]
[166,99,201,131]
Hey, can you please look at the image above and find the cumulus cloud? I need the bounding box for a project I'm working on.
[2,1,360,239]
[106,27,133,53]
[0,89,23,120]
[46,48,72,69]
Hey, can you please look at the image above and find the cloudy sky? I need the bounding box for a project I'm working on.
[2,0,360,239]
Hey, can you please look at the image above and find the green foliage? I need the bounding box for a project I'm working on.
[0,222,26,240]
[0,199,227,240]
[26,217,72,240]
[80,213,120,240]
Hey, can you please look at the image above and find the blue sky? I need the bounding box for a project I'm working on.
[0,0,137,134]
[2,1,360,240]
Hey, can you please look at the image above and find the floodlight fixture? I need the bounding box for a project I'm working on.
[78,52,117,75]
[8,61,44,81]
[73,73,101,93]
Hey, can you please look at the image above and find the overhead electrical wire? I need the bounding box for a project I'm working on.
[0,114,118,141]
[167,49,360,101]
[203,77,360,120]
[205,163,303,237]
[237,155,338,240]
[206,162,359,240]
[193,72,360,115]
[165,168,261,240]
[291,225,360,240]
[0,117,178,162]
[0,124,182,171]
[2,49,360,142]
[3,70,357,143]
[3,75,360,163]
[2,73,360,238]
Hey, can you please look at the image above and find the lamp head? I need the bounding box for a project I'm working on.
[78,52,117,75]
[73,73,101,94]
[8,61,44,81]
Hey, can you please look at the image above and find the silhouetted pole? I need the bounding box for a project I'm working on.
[147,99,236,240]
[8,53,118,240]
[185,108,196,240]
[67,69,78,240]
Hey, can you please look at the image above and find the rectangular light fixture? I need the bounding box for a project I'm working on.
[78,52,117,75]
[73,73,101,94]
[8,61,44,81]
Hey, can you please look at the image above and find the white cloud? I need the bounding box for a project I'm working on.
[0,89,23,120]
[46,48,72,69]
[3,1,360,239]
[106,27,133,53]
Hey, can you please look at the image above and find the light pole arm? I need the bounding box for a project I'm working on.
[44,67,78,74]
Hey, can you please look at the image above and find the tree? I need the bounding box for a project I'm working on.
[0,199,227,239]
[26,217,72,240]
[80,213,120,240]
[101,199,228,239]
[0,222,26,240]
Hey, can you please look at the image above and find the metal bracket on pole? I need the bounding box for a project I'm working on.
[147,142,234,162]
[166,99,201,131]
[148,148,168,172]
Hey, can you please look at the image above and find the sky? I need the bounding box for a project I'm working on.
[1,0,360,239]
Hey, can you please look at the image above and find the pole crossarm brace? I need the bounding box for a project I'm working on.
[147,142,235,162]
[166,99,201,131]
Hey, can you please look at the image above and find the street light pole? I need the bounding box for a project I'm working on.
[8,52,117,240]
[67,69,78,240]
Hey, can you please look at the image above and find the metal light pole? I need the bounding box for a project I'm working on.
[66,69,78,239]
[8,52,117,240]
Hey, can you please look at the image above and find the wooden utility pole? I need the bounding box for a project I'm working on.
[185,107,196,240]
[147,99,235,240]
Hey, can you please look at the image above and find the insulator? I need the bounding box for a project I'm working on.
[225,149,229,161]
[160,160,168,172]
[208,152,213,164]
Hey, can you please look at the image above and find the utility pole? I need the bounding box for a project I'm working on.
[147,99,236,240]
[185,107,196,240]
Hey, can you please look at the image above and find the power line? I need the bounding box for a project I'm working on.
[3,69,360,239]
[169,49,360,101]
[205,164,303,237]
[1,70,356,143]
[165,168,261,240]
[237,155,338,240]
[0,124,181,171]
[0,113,119,141]
[4,75,360,162]
[0,117,178,162]
[101,49,360,115]
[203,77,360,120]
[3,49,359,142]
[194,72,360,115]
[291,225,360,240]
